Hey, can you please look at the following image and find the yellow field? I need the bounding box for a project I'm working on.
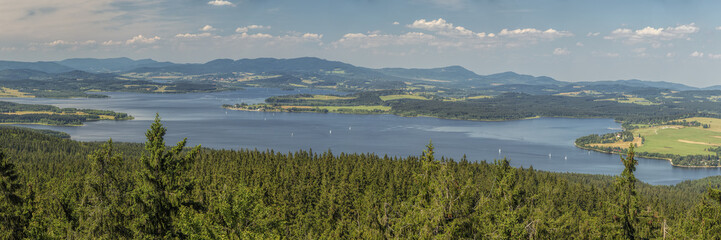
[683,117,721,132]
[380,94,428,101]
[595,96,657,105]
[316,105,391,111]
[154,86,171,93]
[590,136,644,149]
[297,95,356,100]
[280,106,313,109]
[467,95,493,99]
[236,75,283,82]
[0,87,33,98]
[301,79,318,84]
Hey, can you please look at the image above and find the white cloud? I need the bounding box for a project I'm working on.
[553,48,570,55]
[406,18,571,47]
[44,39,96,46]
[125,35,160,44]
[237,33,273,39]
[576,42,584,47]
[175,33,212,38]
[235,25,270,33]
[335,19,572,51]
[333,32,436,49]
[102,40,121,46]
[229,32,323,46]
[0,1,170,44]
[587,32,600,37]
[208,0,234,7]
[604,23,699,44]
[393,21,400,25]
[408,18,477,37]
[200,25,216,32]
[666,52,674,58]
[691,51,721,59]
[498,28,573,40]
[716,26,721,30]
[302,33,323,40]
[97,35,160,46]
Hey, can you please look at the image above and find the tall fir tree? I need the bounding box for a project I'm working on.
[81,139,132,239]
[616,144,639,240]
[132,114,200,239]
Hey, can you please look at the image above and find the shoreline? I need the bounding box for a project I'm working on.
[0,122,84,127]
[574,143,721,168]
[223,105,545,122]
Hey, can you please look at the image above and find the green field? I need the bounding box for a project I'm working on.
[380,94,428,101]
[634,126,719,155]
[316,105,391,112]
[631,118,721,155]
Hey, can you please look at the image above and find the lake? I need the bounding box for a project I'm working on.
[3,88,720,185]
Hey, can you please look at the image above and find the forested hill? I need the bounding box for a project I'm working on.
[1,120,721,239]
[0,57,704,92]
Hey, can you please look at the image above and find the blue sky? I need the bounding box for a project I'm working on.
[2,0,721,86]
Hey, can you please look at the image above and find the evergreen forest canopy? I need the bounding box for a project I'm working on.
[1,116,721,239]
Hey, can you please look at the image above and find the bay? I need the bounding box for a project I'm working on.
[3,88,719,185]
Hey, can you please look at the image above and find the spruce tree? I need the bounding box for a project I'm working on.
[0,150,26,240]
[616,144,639,240]
[132,114,200,238]
[81,140,132,239]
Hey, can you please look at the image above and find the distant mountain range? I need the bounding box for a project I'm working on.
[0,57,711,91]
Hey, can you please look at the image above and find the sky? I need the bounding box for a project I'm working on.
[2,0,721,87]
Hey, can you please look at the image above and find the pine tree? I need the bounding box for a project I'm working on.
[132,114,200,238]
[81,140,132,239]
[616,144,639,240]
[0,150,26,240]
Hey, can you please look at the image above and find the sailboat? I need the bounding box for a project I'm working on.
[329,130,332,134]
[498,148,501,154]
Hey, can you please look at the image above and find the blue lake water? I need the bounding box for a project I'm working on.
[3,88,720,185]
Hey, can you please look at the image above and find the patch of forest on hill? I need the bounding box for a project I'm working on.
[1,119,721,239]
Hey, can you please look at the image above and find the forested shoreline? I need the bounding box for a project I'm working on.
[576,115,721,167]
[0,101,132,126]
[1,118,721,239]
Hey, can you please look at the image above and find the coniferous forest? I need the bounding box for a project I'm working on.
[1,115,721,239]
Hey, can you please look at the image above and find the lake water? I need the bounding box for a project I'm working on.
[3,88,720,185]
